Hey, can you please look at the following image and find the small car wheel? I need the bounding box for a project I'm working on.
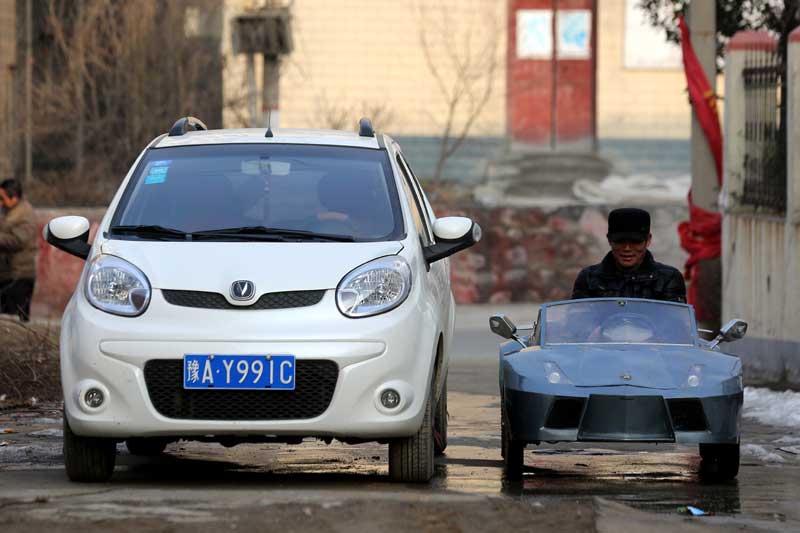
[388,388,435,483]
[126,438,169,456]
[699,442,740,481]
[502,408,524,480]
[63,415,116,482]
[434,379,448,456]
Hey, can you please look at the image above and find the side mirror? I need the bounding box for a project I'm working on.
[490,314,517,339]
[720,319,748,342]
[709,319,748,349]
[423,217,481,264]
[43,216,92,260]
[490,314,526,349]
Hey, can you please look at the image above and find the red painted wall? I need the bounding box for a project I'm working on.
[507,0,596,147]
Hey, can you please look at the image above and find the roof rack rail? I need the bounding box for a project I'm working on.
[358,117,374,137]
[169,116,208,137]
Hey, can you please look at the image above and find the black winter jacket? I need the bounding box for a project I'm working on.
[571,251,687,303]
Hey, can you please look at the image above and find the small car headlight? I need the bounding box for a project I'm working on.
[336,256,412,318]
[85,254,151,317]
[686,364,704,388]
[544,361,571,385]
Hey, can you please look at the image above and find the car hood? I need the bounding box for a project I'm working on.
[569,345,688,389]
[521,344,736,390]
[100,239,403,294]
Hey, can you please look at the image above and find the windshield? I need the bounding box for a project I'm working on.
[112,144,404,241]
[543,299,695,345]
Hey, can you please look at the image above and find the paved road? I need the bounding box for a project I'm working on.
[1,305,798,532]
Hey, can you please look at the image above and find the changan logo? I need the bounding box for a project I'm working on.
[230,280,256,301]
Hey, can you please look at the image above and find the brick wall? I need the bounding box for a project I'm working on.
[222,0,507,137]
[222,0,698,144]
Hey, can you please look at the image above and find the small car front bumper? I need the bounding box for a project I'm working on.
[61,288,441,440]
[504,387,742,445]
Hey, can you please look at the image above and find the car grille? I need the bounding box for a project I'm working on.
[578,395,674,442]
[143,359,338,420]
[161,289,325,310]
[667,399,708,431]
[545,398,586,429]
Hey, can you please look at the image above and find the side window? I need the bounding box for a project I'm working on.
[395,153,433,246]
[533,310,542,344]
[399,154,436,223]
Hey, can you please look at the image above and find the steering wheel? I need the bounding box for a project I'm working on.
[598,312,658,342]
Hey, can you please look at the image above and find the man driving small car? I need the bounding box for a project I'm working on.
[571,208,686,303]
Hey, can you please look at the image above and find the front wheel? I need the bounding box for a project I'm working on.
[434,379,448,456]
[389,390,435,483]
[63,415,116,482]
[699,442,740,481]
[502,406,524,480]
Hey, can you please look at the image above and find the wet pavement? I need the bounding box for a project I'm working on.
[0,305,798,531]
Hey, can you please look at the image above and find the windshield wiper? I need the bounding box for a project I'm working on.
[192,226,355,242]
[110,224,190,240]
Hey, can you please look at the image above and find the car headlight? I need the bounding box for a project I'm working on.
[543,361,572,385]
[85,255,151,317]
[336,256,412,318]
[686,364,704,388]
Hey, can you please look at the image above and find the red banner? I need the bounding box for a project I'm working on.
[676,15,723,320]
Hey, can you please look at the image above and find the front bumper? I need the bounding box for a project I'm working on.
[504,387,742,445]
[61,288,440,440]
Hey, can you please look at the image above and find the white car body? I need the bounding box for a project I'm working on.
[48,122,479,482]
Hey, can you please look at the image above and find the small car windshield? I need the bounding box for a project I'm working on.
[112,144,404,242]
[543,299,695,345]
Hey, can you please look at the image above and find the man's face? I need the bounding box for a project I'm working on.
[609,234,652,269]
[0,189,15,209]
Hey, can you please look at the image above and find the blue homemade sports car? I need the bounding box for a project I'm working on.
[490,298,746,481]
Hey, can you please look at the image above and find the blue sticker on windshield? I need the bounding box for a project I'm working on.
[144,160,171,185]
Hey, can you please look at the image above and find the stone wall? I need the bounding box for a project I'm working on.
[438,203,688,304]
[30,208,104,319]
[26,204,688,317]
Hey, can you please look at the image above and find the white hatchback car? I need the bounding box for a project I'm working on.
[45,117,480,483]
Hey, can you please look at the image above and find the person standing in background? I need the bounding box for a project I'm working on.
[0,178,38,321]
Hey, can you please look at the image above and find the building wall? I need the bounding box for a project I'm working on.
[596,0,691,140]
[222,0,507,137]
[0,0,15,176]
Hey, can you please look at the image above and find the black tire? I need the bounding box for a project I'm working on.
[63,415,116,482]
[502,405,524,481]
[126,438,169,456]
[434,379,448,456]
[389,389,435,483]
[699,442,740,481]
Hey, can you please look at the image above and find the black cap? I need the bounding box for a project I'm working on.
[607,208,650,242]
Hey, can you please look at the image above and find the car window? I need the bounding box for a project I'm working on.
[395,153,433,246]
[398,153,436,224]
[543,299,695,345]
[112,144,404,242]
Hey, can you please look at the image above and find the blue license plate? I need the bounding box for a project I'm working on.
[183,354,295,390]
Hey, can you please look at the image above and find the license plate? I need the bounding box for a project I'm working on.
[183,354,295,390]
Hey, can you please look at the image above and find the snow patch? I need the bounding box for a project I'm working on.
[741,444,786,463]
[743,387,800,429]
[773,436,800,444]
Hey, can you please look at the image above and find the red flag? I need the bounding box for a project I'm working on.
[676,15,722,319]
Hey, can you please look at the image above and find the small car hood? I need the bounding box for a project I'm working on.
[99,239,403,293]
[570,345,687,389]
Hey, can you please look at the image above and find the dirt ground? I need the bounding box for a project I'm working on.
[0,319,61,407]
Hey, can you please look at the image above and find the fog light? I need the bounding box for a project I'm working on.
[687,374,700,387]
[380,389,401,409]
[547,372,561,384]
[84,388,104,408]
